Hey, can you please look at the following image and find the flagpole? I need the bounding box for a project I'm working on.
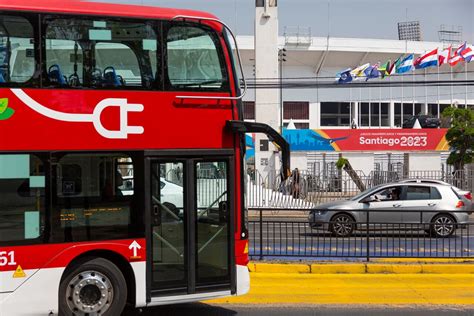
[437,61,440,119]
[412,68,415,115]
[389,70,393,128]
[379,81,382,127]
[369,85,372,127]
[451,63,454,107]
[359,87,362,127]
[350,86,352,127]
[424,68,428,114]
[401,72,404,127]
[465,61,468,108]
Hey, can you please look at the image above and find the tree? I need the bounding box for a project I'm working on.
[336,157,366,192]
[442,107,474,172]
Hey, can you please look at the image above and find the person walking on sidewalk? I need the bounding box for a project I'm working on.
[291,168,301,199]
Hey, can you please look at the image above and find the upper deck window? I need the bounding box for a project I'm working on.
[0,15,35,84]
[44,16,158,89]
[165,25,229,91]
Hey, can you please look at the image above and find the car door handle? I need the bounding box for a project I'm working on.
[428,203,437,207]
[393,204,401,208]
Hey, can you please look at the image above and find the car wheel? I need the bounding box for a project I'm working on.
[431,214,455,238]
[59,257,127,316]
[330,213,354,237]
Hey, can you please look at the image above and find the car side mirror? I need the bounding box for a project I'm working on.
[361,195,376,203]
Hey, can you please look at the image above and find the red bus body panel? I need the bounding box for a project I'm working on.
[0,0,217,21]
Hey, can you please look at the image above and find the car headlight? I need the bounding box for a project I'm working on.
[311,210,328,215]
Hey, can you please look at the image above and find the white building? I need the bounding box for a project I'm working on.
[239,34,473,177]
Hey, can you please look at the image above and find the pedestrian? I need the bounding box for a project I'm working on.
[291,168,301,199]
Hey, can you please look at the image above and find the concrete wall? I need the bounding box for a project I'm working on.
[409,152,441,171]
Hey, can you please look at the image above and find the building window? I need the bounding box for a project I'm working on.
[359,103,389,127]
[283,122,309,129]
[243,101,255,120]
[428,104,451,117]
[320,102,350,127]
[395,103,423,127]
[284,102,309,120]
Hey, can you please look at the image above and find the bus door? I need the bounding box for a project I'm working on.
[147,156,234,298]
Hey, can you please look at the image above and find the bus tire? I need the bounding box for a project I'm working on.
[59,257,127,316]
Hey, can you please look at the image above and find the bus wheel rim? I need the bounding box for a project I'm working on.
[66,270,114,315]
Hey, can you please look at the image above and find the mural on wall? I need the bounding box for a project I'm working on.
[283,129,449,152]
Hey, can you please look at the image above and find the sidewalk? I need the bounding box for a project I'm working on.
[207,261,474,306]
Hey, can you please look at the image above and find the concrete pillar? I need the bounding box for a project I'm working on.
[255,0,279,176]
[389,101,395,128]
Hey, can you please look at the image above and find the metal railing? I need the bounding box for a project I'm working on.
[247,169,474,209]
[249,209,473,260]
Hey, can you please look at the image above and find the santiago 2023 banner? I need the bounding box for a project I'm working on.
[282,128,449,152]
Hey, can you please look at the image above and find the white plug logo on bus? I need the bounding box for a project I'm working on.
[11,89,144,139]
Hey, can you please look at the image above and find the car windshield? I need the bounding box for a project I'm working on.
[350,184,385,201]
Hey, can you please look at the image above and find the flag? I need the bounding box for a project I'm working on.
[378,60,390,78]
[460,44,474,63]
[396,54,414,74]
[438,46,451,66]
[350,63,370,80]
[388,55,403,75]
[364,62,380,81]
[414,48,438,69]
[449,42,466,66]
[335,68,353,84]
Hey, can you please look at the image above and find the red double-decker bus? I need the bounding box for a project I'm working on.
[0,1,289,315]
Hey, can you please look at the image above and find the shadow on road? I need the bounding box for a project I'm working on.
[124,303,237,316]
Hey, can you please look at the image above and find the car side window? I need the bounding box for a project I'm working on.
[371,186,402,202]
[406,186,431,200]
[430,187,442,200]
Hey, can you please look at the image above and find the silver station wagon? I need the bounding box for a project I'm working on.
[308,182,472,238]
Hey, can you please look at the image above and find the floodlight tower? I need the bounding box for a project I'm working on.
[254,0,281,177]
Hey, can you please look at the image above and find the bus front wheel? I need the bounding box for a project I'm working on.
[59,257,127,316]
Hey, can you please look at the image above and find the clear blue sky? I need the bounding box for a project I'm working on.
[93,0,474,42]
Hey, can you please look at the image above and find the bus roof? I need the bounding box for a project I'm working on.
[0,0,217,21]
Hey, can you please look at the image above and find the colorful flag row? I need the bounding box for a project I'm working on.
[335,41,474,84]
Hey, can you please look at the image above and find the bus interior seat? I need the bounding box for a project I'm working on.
[48,64,68,86]
[103,66,123,87]
[0,72,5,83]
[68,73,81,87]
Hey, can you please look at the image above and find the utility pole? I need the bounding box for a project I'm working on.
[278,48,286,132]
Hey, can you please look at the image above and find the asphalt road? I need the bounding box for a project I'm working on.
[125,304,474,316]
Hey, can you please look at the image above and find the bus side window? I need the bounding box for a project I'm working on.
[165,24,229,91]
[0,154,45,244]
[42,16,158,90]
[0,15,35,85]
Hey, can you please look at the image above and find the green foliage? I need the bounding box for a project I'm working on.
[441,107,474,170]
[336,157,349,169]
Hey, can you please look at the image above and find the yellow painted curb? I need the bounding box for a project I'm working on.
[254,263,310,274]
[374,258,474,263]
[251,262,474,274]
[366,264,422,274]
[422,264,474,274]
[311,264,366,274]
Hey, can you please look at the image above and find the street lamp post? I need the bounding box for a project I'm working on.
[278,48,287,133]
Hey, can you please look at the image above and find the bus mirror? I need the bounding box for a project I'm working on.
[218,201,228,223]
[226,120,291,180]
